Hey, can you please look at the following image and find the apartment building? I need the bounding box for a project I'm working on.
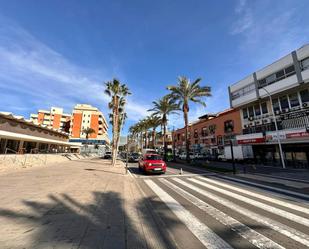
[30,107,71,132]
[173,109,242,156]
[229,44,309,168]
[69,104,109,144]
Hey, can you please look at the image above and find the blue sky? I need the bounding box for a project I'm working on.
[0,0,308,137]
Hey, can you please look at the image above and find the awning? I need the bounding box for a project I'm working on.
[0,130,81,147]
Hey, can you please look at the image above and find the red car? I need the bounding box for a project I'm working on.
[138,154,167,174]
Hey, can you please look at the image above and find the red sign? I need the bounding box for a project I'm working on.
[286,132,309,139]
[237,137,265,144]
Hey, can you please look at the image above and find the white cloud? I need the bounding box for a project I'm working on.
[0,17,148,124]
[230,0,253,35]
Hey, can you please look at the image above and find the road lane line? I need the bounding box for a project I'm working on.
[144,179,233,249]
[196,176,309,215]
[189,178,309,227]
[217,175,309,200]
[172,178,309,247]
[159,178,284,249]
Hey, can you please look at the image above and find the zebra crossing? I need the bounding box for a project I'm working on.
[140,175,309,249]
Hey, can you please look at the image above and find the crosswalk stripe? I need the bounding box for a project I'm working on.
[159,178,285,249]
[217,175,309,200]
[189,178,309,227]
[196,176,309,215]
[172,178,309,247]
[144,179,233,249]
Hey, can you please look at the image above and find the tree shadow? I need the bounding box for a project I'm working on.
[0,191,150,249]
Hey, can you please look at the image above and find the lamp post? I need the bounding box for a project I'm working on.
[261,87,286,168]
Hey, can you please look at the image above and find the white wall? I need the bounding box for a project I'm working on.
[296,44,309,60]
[232,91,258,108]
[230,74,254,92]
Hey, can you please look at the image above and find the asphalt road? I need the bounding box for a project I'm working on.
[128,162,309,249]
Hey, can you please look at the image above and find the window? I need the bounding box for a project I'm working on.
[209,125,216,134]
[280,96,289,110]
[202,127,208,136]
[272,98,280,112]
[231,83,255,100]
[289,93,300,107]
[300,89,309,103]
[224,120,234,133]
[261,102,268,114]
[275,70,285,80]
[217,136,223,145]
[284,65,295,76]
[258,78,267,88]
[265,74,276,85]
[254,104,261,116]
[242,108,248,119]
[301,57,309,70]
[248,106,254,117]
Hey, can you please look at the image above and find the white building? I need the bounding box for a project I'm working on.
[229,44,309,168]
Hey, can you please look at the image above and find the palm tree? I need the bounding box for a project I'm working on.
[148,95,179,160]
[82,127,96,140]
[167,76,211,162]
[105,79,131,166]
[147,115,161,149]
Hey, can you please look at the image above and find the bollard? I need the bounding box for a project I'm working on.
[180,168,183,175]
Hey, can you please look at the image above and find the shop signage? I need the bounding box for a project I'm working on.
[286,132,309,139]
[237,137,265,144]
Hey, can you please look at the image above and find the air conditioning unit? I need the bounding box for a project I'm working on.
[244,124,248,128]
[275,110,281,115]
[255,121,260,125]
[303,102,308,108]
[262,118,271,124]
[248,116,254,121]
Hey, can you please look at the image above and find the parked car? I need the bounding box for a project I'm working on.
[179,152,194,160]
[217,154,227,161]
[138,154,166,174]
[193,153,204,159]
[142,149,157,155]
[129,152,140,162]
[103,151,112,159]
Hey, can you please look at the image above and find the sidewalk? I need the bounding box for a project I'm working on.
[0,158,172,249]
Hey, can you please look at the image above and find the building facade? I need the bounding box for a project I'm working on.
[30,107,71,132]
[229,44,309,168]
[69,104,109,144]
[0,112,78,154]
[173,109,242,156]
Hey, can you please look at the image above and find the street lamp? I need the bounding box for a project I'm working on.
[260,87,286,168]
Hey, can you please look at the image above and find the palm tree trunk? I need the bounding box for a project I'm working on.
[145,130,148,148]
[112,96,119,166]
[163,122,167,161]
[152,128,156,149]
[184,108,190,162]
[140,132,143,151]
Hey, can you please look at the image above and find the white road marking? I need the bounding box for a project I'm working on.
[159,178,284,249]
[196,176,309,215]
[138,172,214,179]
[144,179,233,249]
[172,178,309,247]
[217,175,309,200]
[189,178,309,227]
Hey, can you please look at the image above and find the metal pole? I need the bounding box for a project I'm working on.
[262,88,286,168]
[230,140,236,174]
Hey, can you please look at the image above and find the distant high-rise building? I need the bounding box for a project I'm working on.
[30,107,71,132]
[70,104,109,144]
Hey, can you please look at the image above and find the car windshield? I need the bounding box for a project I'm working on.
[145,154,162,160]
[131,153,139,157]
